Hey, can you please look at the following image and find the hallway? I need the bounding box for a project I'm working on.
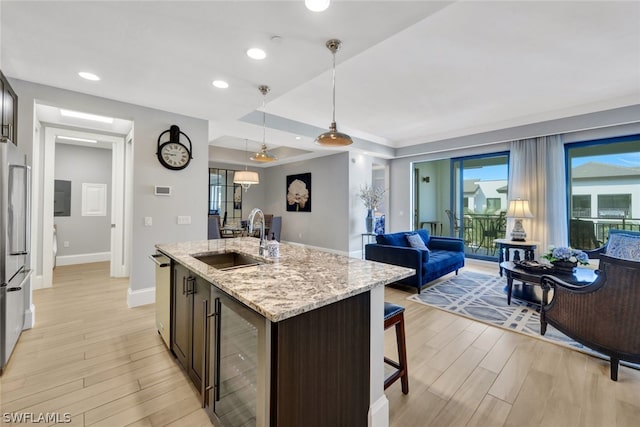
[0,262,211,426]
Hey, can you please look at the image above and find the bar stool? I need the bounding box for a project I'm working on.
[384,302,409,394]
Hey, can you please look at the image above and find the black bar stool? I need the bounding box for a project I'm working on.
[384,302,408,394]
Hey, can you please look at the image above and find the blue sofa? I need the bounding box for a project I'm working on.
[365,229,465,293]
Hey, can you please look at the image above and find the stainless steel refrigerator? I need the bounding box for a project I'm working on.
[0,137,31,374]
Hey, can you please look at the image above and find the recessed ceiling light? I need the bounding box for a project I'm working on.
[57,135,98,143]
[305,0,330,12]
[295,136,301,140]
[246,48,266,60]
[78,71,100,81]
[60,109,114,123]
[212,80,229,89]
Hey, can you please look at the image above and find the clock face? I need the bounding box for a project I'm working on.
[159,142,191,170]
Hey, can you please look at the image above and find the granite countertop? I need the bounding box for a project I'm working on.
[156,237,414,322]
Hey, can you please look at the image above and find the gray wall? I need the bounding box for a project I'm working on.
[262,153,350,251]
[12,79,208,294]
[54,143,112,256]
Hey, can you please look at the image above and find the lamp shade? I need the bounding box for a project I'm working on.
[315,122,353,146]
[250,143,277,162]
[233,170,259,186]
[506,199,534,218]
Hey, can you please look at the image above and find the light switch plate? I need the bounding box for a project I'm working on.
[177,216,191,225]
[144,217,152,227]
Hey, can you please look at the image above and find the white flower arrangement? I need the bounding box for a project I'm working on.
[358,184,386,210]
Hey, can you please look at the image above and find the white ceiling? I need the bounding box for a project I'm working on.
[2,1,639,165]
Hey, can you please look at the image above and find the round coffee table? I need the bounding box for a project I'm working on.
[500,261,598,305]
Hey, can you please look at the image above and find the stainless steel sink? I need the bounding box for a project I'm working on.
[192,251,263,271]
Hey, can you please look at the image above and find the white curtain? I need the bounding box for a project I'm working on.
[508,135,567,254]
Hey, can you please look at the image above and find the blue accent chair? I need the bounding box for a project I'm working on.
[585,228,640,260]
[365,229,465,293]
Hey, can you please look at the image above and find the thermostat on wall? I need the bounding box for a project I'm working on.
[154,186,172,196]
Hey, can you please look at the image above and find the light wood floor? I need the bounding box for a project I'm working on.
[1,261,639,426]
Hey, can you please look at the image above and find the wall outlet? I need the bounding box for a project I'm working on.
[63,241,70,248]
[144,217,152,227]
[177,216,191,225]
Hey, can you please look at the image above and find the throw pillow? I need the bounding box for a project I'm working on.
[406,233,428,251]
[606,233,640,261]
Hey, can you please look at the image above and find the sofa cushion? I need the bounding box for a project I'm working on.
[415,229,431,245]
[376,232,410,247]
[406,233,428,250]
[606,232,640,261]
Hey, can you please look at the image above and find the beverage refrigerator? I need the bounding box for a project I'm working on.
[0,137,31,374]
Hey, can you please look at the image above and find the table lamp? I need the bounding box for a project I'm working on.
[506,199,533,241]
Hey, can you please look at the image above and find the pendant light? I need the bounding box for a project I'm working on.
[233,139,260,191]
[315,39,353,146]
[250,85,277,163]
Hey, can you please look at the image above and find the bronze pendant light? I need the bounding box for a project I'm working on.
[315,39,353,146]
[251,85,277,163]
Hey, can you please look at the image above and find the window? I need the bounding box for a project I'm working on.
[486,198,501,212]
[572,195,591,218]
[209,168,242,225]
[566,135,640,246]
[598,194,631,218]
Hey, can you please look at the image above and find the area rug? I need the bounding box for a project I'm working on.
[407,271,639,369]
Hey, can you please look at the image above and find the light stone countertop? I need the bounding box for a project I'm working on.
[156,237,414,322]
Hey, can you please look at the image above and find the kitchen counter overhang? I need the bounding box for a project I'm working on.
[156,237,415,322]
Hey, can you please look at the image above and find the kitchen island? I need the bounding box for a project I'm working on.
[156,237,414,427]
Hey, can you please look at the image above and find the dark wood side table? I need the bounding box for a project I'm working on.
[500,261,598,305]
[494,239,539,276]
[420,221,442,236]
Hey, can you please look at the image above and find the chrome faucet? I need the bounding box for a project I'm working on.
[247,208,266,256]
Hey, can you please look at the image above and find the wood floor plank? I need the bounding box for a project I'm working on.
[467,394,512,427]
[487,340,537,402]
[428,346,487,401]
[429,366,497,427]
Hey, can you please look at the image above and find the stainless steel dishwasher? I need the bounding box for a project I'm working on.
[150,252,171,348]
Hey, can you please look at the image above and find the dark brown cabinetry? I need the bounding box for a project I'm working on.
[171,262,371,427]
[0,70,18,145]
[171,263,210,391]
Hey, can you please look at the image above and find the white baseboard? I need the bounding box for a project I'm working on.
[368,394,389,427]
[31,274,50,290]
[127,286,155,308]
[24,304,36,330]
[56,252,110,266]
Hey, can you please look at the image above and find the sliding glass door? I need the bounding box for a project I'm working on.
[566,135,640,249]
[451,153,509,260]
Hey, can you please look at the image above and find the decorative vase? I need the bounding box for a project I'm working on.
[365,209,374,233]
[552,260,577,274]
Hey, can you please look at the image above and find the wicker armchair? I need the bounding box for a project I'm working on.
[540,254,640,381]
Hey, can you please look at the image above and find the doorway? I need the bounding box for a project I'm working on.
[33,105,133,289]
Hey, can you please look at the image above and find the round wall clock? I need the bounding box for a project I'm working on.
[156,125,193,170]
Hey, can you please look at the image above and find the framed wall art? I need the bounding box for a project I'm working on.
[286,173,311,212]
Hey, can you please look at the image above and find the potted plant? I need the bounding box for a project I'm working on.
[542,246,589,273]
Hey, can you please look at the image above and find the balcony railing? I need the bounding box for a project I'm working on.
[570,216,640,250]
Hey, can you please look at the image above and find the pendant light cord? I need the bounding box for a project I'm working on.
[244,139,249,171]
[332,51,336,123]
[262,96,267,146]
